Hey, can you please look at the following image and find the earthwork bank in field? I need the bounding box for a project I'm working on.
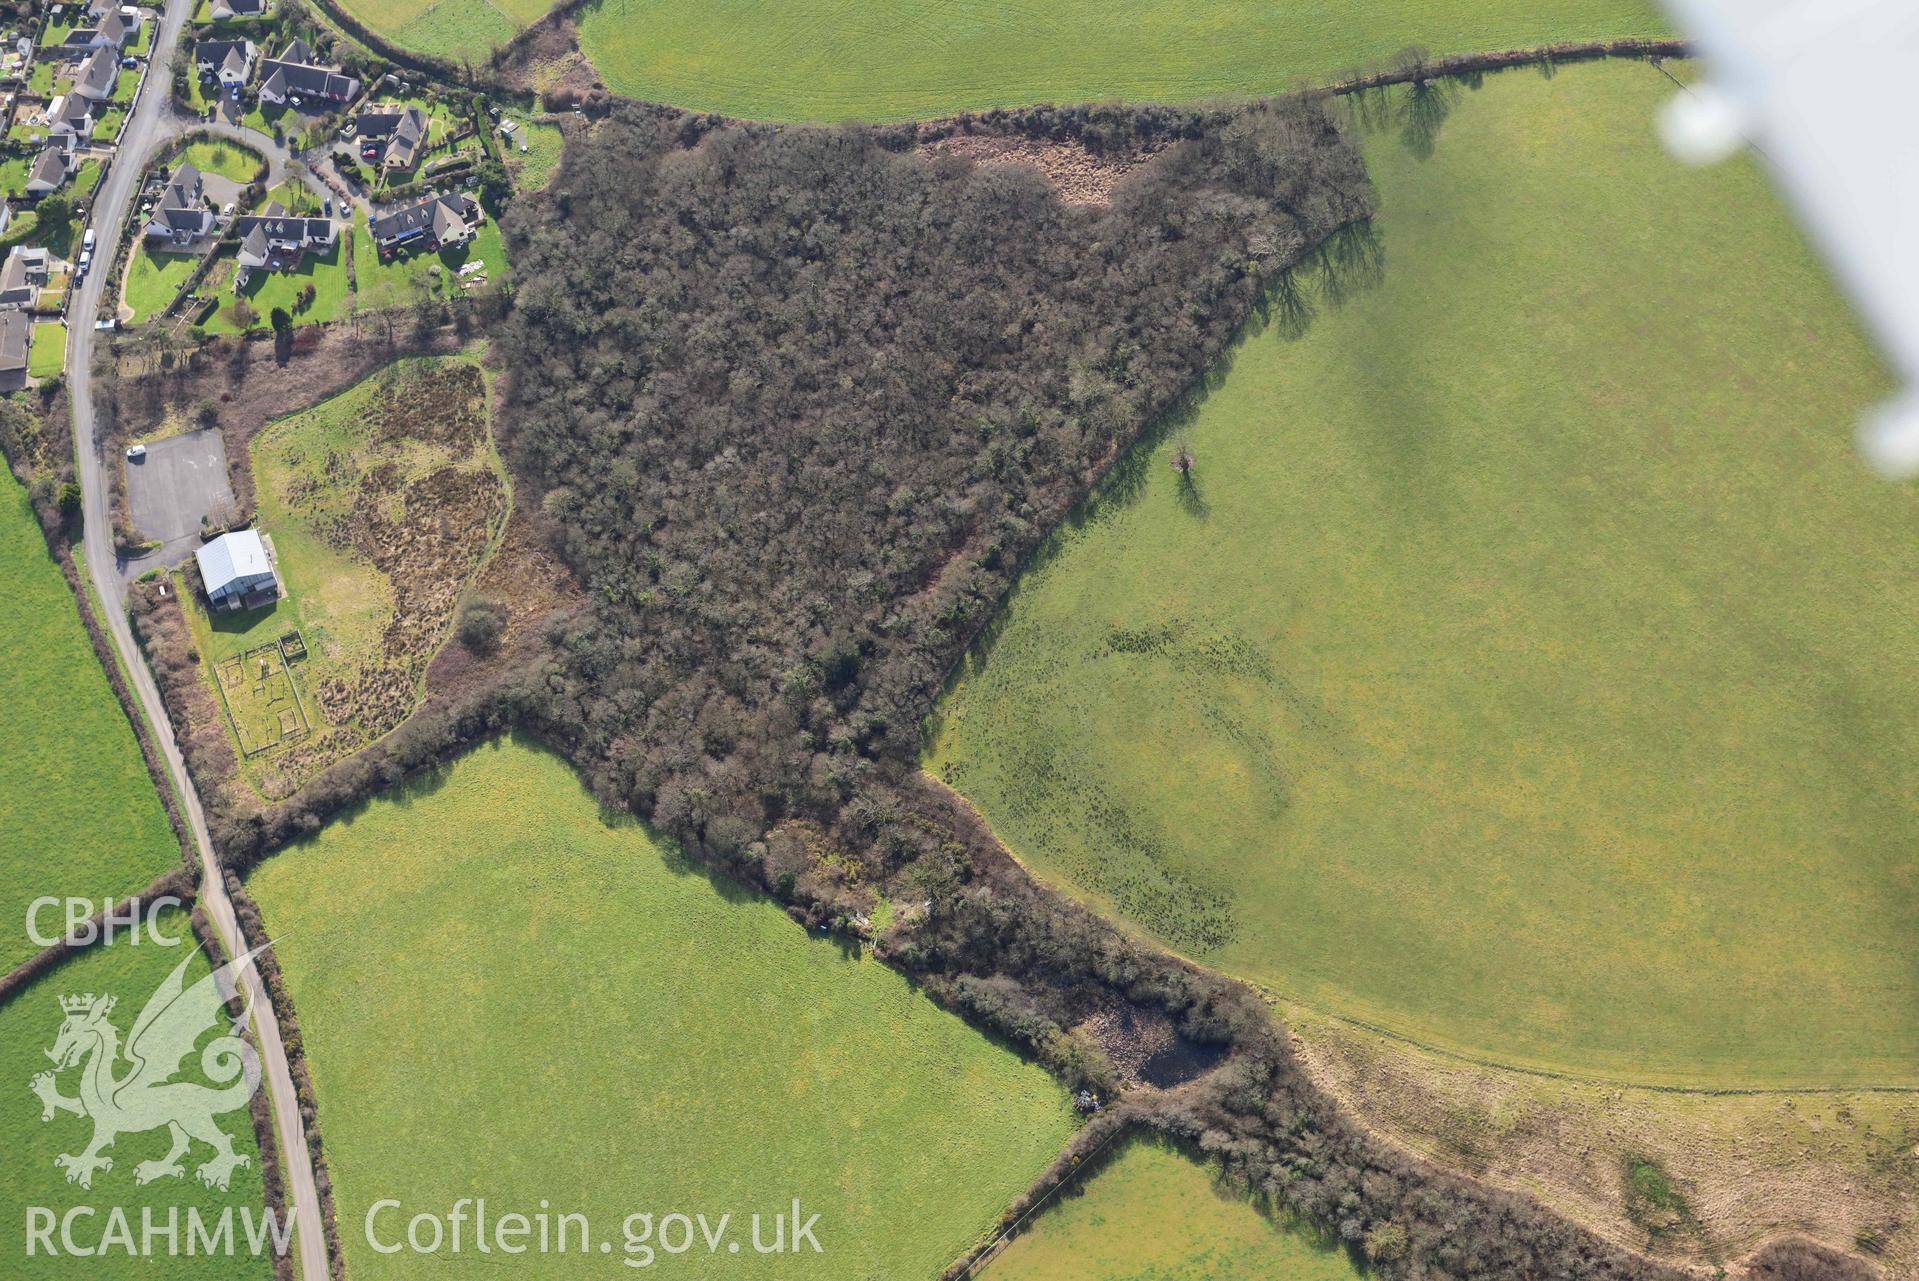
[0,468,179,973]
[928,59,1915,1087]
[247,738,1077,1280]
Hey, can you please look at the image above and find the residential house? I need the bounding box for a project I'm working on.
[60,11,134,54]
[72,45,117,102]
[369,192,480,256]
[209,0,268,18]
[45,92,93,142]
[143,161,215,245]
[0,245,48,308]
[256,39,358,107]
[233,202,335,271]
[195,37,255,87]
[0,311,29,389]
[351,103,428,169]
[25,145,70,195]
[196,529,279,609]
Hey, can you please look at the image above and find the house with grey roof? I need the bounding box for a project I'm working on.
[25,146,70,195]
[0,246,50,308]
[0,311,30,390]
[143,162,216,245]
[234,202,335,271]
[257,40,358,107]
[352,103,429,169]
[72,46,118,101]
[209,0,268,17]
[196,529,279,609]
[60,11,134,53]
[369,192,481,256]
[195,37,255,87]
[46,92,94,141]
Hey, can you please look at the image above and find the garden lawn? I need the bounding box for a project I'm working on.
[0,907,274,1280]
[123,246,197,322]
[985,1135,1360,1281]
[928,60,1917,1088]
[247,737,1077,1280]
[579,0,1670,122]
[0,152,30,200]
[0,468,179,973]
[204,240,351,333]
[506,119,562,190]
[351,206,505,310]
[27,321,64,379]
[181,138,260,182]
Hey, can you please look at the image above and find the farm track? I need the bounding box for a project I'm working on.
[65,0,331,1277]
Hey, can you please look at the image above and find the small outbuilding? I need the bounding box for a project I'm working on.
[196,528,279,609]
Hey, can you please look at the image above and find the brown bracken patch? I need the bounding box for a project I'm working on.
[921,134,1160,207]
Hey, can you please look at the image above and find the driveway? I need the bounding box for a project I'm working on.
[125,427,236,566]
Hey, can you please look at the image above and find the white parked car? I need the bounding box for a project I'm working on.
[125,443,145,460]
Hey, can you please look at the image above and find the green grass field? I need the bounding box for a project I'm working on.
[334,0,547,67]
[181,139,262,183]
[0,907,274,1280]
[578,0,1669,121]
[0,469,179,973]
[929,60,1915,1088]
[985,1135,1360,1281]
[246,737,1076,1279]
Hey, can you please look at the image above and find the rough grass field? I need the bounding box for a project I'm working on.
[0,469,178,972]
[0,907,274,1280]
[183,355,506,797]
[928,60,1915,1087]
[985,1135,1360,1281]
[246,737,1077,1280]
[577,0,1669,122]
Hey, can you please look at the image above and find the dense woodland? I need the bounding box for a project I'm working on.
[209,93,1864,1280]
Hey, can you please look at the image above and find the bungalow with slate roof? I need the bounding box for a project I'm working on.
[352,103,428,169]
[209,0,268,18]
[25,146,70,195]
[234,202,335,271]
[0,311,30,390]
[196,528,279,609]
[46,93,93,142]
[60,10,134,54]
[0,246,49,308]
[72,45,117,101]
[369,192,481,257]
[195,37,255,87]
[256,39,358,107]
[143,161,216,245]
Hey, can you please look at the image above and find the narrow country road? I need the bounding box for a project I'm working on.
[66,4,331,1278]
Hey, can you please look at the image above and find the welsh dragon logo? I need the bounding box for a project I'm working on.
[30,946,265,1191]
